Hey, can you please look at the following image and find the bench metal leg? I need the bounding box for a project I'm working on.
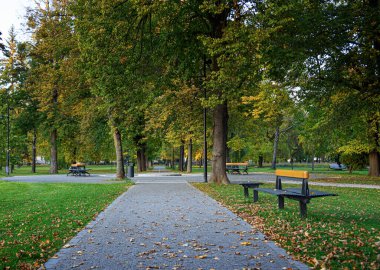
[253,190,259,202]
[278,196,284,209]
[299,201,307,218]
[243,187,249,198]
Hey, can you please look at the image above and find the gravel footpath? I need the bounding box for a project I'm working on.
[44,180,308,270]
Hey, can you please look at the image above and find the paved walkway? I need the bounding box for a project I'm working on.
[44,179,308,270]
[3,171,379,189]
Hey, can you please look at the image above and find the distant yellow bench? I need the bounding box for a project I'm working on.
[67,163,91,176]
[254,170,337,218]
[226,162,249,174]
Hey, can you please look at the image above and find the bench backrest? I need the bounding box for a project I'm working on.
[226,162,248,166]
[275,169,309,195]
[275,170,309,179]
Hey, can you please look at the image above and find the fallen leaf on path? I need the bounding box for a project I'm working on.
[195,255,208,259]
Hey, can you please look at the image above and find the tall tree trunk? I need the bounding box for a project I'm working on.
[311,151,315,171]
[258,155,263,168]
[32,128,37,173]
[113,127,125,179]
[50,129,58,174]
[171,147,175,169]
[271,126,280,170]
[143,147,148,171]
[368,0,380,176]
[137,149,143,172]
[369,150,380,176]
[187,138,193,173]
[368,116,380,176]
[179,142,184,172]
[210,102,229,184]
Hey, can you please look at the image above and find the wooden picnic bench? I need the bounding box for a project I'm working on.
[254,170,337,218]
[233,181,263,202]
[329,163,347,170]
[67,163,91,176]
[226,162,249,174]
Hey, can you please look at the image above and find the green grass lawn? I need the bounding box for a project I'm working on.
[0,181,131,269]
[194,183,380,270]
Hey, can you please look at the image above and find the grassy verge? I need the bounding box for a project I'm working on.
[194,183,380,269]
[0,181,132,269]
[310,175,380,186]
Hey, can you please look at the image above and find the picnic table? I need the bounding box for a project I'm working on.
[329,163,347,170]
[226,162,249,174]
[233,181,263,202]
[67,163,91,176]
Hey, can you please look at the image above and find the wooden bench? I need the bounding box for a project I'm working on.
[233,181,263,202]
[254,170,337,218]
[329,163,347,170]
[67,163,91,176]
[226,162,249,174]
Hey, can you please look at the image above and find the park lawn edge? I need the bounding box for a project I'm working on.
[0,181,133,270]
[193,183,380,270]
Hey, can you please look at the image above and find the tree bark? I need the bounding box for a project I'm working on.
[368,116,380,176]
[32,128,37,173]
[171,147,175,169]
[143,148,148,171]
[369,150,380,176]
[50,129,58,174]
[258,155,263,168]
[367,0,380,176]
[210,102,230,184]
[113,127,125,179]
[137,149,143,172]
[271,126,280,170]
[187,138,193,173]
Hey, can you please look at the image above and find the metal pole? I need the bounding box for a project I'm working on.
[5,94,10,176]
[203,57,207,183]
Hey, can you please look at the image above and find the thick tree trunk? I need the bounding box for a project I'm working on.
[113,127,125,179]
[210,102,230,184]
[258,155,263,168]
[137,143,147,172]
[368,116,380,176]
[171,148,175,169]
[32,128,37,173]
[144,156,149,171]
[179,142,184,172]
[50,129,58,174]
[271,126,280,170]
[137,150,143,172]
[368,0,380,176]
[187,139,193,173]
[369,150,380,176]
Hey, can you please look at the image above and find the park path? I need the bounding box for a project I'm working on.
[44,178,308,270]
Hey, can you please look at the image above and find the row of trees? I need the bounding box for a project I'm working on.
[0,0,379,181]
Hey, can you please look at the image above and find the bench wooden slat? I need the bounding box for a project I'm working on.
[226,162,248,166]
[285,188,336,198]
[276,169,309,179]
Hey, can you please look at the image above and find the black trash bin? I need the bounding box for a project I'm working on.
[127,163,134,178]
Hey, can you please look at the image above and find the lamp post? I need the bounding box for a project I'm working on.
[202,56,209,183]
[5,101,10,176]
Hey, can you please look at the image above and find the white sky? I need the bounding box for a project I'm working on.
[0,0,33,41]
